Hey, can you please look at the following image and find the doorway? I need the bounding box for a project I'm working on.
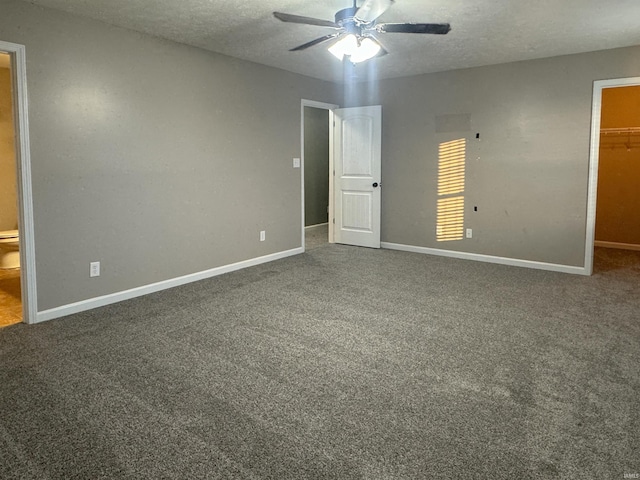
[301,100,337,251]
[0,51,21,326]
[586,77,640,274]
[0,41,36,325]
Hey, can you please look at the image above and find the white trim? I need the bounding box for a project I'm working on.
[585,77,640,276]
[35,247,303,323]
[302,99,339,110]
[305,222,329,231]
[300,99,338,252]
[328,109,335,244]
[594,241,640,251]
[0,41,37,324]
[381,242,588,275]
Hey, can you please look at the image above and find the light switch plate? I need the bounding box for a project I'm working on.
[90,261,100,277]
[293,158,300,168]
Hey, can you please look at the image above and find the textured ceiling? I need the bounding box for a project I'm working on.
[20,0,640,82]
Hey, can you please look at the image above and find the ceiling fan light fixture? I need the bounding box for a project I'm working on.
[328,34,358,60]
[275,2,451,63]
[328,34,381,63]
[350,37,381,63]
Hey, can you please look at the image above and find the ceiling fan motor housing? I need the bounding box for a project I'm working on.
[336,7,369,24]
[335,7,368,36]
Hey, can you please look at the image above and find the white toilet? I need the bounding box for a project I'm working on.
[0,230,20,269]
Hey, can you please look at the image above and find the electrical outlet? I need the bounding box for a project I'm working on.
[90,261,100,277]
[466,228,473,239]
[260,230,266,242]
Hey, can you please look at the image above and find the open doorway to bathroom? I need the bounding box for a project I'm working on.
[0,51,21,327]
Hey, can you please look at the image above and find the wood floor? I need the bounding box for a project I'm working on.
[0,268,22,327]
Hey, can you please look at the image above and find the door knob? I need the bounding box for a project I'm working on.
[372,182,379,188]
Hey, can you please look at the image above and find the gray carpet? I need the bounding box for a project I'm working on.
[305,224,328,251]
[1,245,638,479]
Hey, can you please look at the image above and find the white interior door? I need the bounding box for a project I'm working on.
[333,105,382,248]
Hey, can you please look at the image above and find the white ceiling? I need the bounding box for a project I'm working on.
[21,0,640,83]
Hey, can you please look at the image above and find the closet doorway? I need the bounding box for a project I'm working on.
[587,78,640,274]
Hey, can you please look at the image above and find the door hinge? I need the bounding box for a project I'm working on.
[333,218,335,224]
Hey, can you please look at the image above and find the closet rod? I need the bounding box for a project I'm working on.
[600,127,640,135]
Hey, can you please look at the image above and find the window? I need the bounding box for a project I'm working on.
[436,138,466,241]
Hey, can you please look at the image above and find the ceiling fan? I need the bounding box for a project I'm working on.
[273,0,451,63]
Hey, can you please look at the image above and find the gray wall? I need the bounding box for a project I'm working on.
[0,0,339,310]
[4,0,640,313]
[346,46,640,267]
[304,107,329,227]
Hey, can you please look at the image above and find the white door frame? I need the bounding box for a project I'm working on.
[585,76,640,275]
[300,99,339,251]
[0,41,37,324]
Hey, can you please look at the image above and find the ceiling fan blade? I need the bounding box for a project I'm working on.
[273,12,339,28]
[290,34,341,51]
[377,23,451,34]
[354,0,394,23]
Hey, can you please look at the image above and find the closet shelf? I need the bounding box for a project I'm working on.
[600,127,640,135]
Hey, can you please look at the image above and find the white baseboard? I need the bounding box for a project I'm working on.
[35,247,304,324]
[305,222,329,231]
[594,240,640,251]
[380,242,588,276]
